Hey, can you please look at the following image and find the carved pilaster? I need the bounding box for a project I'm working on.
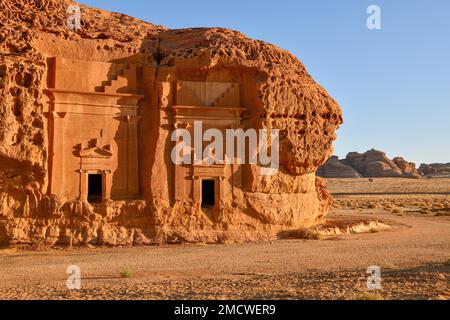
[126,114,140,196]
[49,111,68,197]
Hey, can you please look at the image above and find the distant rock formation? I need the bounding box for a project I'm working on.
[318,149,422,179]
[393,157,418,176]
[316,156,361,178]
[418,163,450,176]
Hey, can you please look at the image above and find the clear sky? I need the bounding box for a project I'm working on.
[78,0,450,165]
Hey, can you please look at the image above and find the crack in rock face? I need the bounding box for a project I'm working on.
[0,0,342,247]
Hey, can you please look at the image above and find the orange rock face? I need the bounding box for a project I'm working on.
[318,151,422,179]
[0,0,342,246]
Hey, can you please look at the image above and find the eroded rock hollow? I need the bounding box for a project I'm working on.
[0,0,342,246]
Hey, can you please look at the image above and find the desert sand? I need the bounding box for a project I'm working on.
[0,178,448,300]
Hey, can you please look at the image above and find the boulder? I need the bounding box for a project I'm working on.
[318,150,421,179]
[317,156,361,178]
[419,163,450,176]
[393,157,422,179]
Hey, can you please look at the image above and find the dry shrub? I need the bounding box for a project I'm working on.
[435,211,450,217]
[120,268,134,279]
[288,228,323,240]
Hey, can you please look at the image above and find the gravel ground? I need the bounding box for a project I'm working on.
[0,211,449,300]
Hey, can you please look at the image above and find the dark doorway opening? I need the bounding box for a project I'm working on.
[88,174,103,203]
[201,179,215,208]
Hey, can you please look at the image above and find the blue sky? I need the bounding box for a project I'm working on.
[78,0,450,164]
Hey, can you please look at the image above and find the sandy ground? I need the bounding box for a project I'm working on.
[0,178,448,300]
[326,177,450,194]
[0,208,448,300]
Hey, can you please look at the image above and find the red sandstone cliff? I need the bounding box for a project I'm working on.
[0,0,342,246]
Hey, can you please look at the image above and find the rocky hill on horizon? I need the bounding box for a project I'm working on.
[418,163,450,176]
[317,149,425,179]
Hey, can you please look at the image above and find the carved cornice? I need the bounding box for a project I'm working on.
[43,89,144,111]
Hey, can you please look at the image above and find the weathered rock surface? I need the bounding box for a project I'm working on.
[318,150,422,179]
[316,156,361,178]
[419,163,450,176]
[0,0,342,247]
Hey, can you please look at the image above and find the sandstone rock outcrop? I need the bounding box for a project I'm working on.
[316,156,361,178]
[0,0,342,247]
[419,163,450,176]
[393,157,420,177]
[318,150,421,179]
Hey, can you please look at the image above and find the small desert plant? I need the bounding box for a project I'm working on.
[435,209,450,217]
[392,208,404,215]
[120,268,134,279]
[435,212,450,217]
[367,203,377,209]
[289,228,323,240]
[218,234,235,244]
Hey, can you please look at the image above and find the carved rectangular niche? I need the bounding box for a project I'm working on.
[176,81,240,108]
